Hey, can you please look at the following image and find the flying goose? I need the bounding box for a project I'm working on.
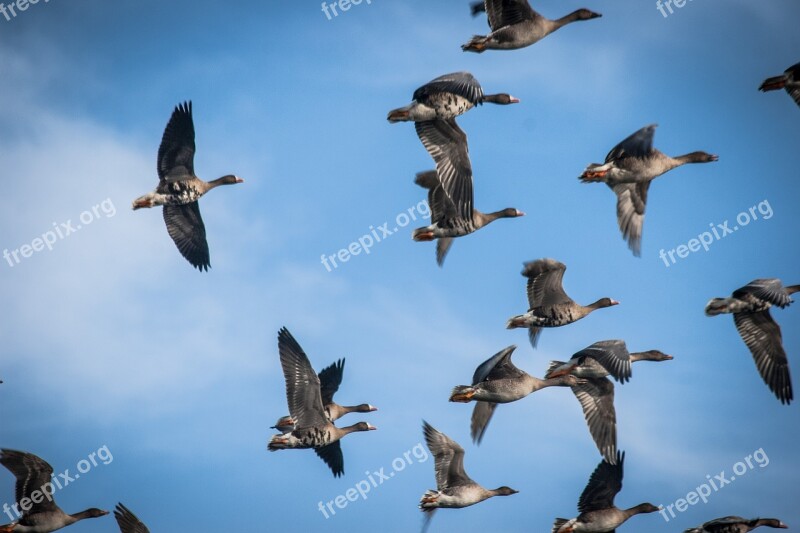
[0,449,109,533]
[113,503,150,533]
[463,0,601,53]
[706,278,799,404]
[132,101,243,271]
[685,516,788,533]
[387,72,518,123]
[267,328,376,477]
[271,358,377,433]
[759,62,800,108]
[413,169,523,266]
[449,345,581,444]
[506,259,619,347]
[579,124,718,256]
[552,451,660,533]
[419,421,517,532]
[546,340,673,384]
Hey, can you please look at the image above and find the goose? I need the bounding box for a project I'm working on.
[463,0,601,53]
[706,278,799,404]
[546,340,673,384]
[387,72,518,123]
[759,62,800,108]
[413,167,524,266]
[579,124,718,256]
[113,503,149,533]
[0,449,109,533]
[267,328,376,477]
[685,516,788,533]
[449,345,581,444]
[270,358,377,433]
[552,451,660,533]
[506,259,619,347]
[419,421,517,532]
[132,101,243,271]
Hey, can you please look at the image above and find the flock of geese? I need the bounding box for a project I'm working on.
[1,0,798,532]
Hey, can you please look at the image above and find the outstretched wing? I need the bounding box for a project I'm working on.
[484,0,539,31]
[163,203,210,271]
[578,451,624,514]
[612,182,649,257]
[734,310,793,404]
[605,124,657,163]
[157,101,196,182]
[318,359,345,406]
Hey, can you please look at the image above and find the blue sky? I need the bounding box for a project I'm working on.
[0,0,798,531]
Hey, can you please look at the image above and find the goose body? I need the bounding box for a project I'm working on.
[705,279,799,404]
[449,345,580,444]
[579,124,717,256]
[759,62,800,107]
[270,358,376,433]
[387,72,518,123]
[419,421,517,531]
[267,328,376,477]
[546,340,673,383]
[685,516,788,533]
[552,451,660,533]
[506,259,618,347]
[463,0,601,53]
[0,450,108,533]
[132,101,243,271]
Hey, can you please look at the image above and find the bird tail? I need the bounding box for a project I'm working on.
[551,518,570,533]
[759,75,788,92]
[505,315,528,329]
[267,435,289,451]
[579,163,609,182]
[449,385,477,403]
[413,226,436,242]
[461,35,488,53]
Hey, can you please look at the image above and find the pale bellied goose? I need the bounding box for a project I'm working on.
[113,503,149,533]
[0,449,109,533]
[267,328,376,477]
[132,101,243,271]
[449,345,580,444]
[546,340,673,384]
[387,72,518,123]
[552,451,660,533]
[463,0,601,53]
[271,358,376,433]
[579,124,718,256]
[706,279,799,404]
[413,168,523,266]
[759,62,800,108]
[419,421,517,532]
[506,259,619,347]
[685,516,788,533]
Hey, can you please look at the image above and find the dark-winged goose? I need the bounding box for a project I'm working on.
[267,328,376,477]
[113,503,150,533]
[759,62,800,108]
[706,279,799,404]
[552,451,660,533]
[506,259,619,347]
[685,516,788,533]
[579,124,718,256]
[546,340,673,384]
[0,449,109,533]
[419,421,517,532]
[413,168,523,266]
[463,0,601,53]
[271,358,377,433]
[387,72,518,123]
[132,101,243,271]
[449,345,580,444]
